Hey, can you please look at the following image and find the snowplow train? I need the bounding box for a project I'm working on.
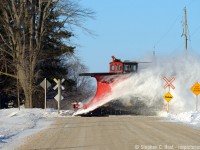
[72,56,142,116]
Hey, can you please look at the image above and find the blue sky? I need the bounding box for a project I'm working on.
[73,0,200,72]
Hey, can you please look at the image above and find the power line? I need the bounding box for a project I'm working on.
[191,25,200,37]
[186,0,196,7]
[187,26,193,51]
[153,12,181,49]
[153,0,197,51]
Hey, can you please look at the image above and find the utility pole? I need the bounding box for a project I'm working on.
[183,7,188,53]
[153,50,155,57]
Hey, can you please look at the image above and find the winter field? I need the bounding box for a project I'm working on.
[0,108,200,150]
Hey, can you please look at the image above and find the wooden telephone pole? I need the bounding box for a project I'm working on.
[183,7,188,53]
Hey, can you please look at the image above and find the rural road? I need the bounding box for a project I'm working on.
[18,116,200,150]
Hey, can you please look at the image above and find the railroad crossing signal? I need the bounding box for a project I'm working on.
[53,78,65,90]
[163,77,175,113]
[163,77,175,90]
[53,78,65,114]
[163,92,173,102]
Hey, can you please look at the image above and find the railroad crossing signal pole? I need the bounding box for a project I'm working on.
[40,78,51,111]
[53,78,65,114]
[163,77,175,113]
[57,79,61,114]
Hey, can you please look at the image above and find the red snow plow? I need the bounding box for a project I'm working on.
[73,56,140,116]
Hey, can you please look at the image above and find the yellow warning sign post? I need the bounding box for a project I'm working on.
[190,82,200,111]
[163,92,173,113]
[164,92,173,102]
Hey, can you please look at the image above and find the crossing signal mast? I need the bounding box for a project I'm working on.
[183,7,188,53]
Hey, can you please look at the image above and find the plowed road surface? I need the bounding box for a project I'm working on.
[19,116,200,150]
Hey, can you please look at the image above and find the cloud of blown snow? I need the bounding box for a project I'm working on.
[75,53,200,115]
[111,53,200,113]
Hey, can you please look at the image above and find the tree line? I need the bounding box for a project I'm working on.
[0,0,94,108]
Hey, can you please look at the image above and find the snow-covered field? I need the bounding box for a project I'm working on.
[0,108,74,150]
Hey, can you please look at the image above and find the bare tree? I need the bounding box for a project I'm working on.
[0,0,94,108]
[66,55,95,100]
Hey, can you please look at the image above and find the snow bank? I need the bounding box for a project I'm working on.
[158,111,200,127]
[0,108,74,150]
[168,111,200,127]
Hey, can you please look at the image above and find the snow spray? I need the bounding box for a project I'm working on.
[75,53,200,115]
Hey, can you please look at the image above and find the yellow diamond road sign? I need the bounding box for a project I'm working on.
[191,82,200,96]
[164,92,173,102]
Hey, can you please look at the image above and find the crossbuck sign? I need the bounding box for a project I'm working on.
[163,77,175,89]
[53,78,65,114]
